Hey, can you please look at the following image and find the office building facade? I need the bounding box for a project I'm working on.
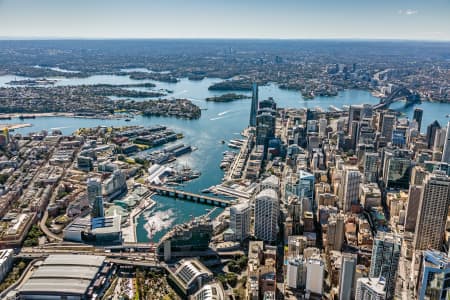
[414,172,450,250]
[339,253,357,300]
[249,83,258,127]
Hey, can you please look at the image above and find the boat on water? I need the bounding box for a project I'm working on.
[220,140,226,144]
[125,118,131,122]
[19,115,36,119]
[220,162,230,169]
[201,188,211,194]
[227,144,240,149]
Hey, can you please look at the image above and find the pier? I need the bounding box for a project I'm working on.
[147,184,234,207]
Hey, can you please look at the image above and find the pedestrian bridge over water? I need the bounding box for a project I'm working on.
[147,184,235,207]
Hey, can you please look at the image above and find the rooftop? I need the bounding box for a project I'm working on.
[19,254,105,296]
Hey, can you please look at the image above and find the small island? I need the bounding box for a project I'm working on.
[205,93,250,102]
[208,80,253,91]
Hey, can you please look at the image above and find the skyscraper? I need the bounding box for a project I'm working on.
[350,120,360,150]
[382,148,412,189]
[230,202,251,242]
[411,165,427,186]
[342,167,361,212]
[416,250,450,300]
[254,188,279,242]
[249,82,258,127]
[414,172,450,250]
[87,178,103,218]
[306,258,324,295]
[348,105,362,135]
[442,122,450,163]
[318,118,327,138]
[255,111,276,150]
[369,232,401,299]
[363,152,379,183]
[327,212,345,251]
[413,108,424,132]
[297,170,315,212]
[339,253,357,300]
[286,257,307,289]
[92,196,104,218]
[426,120,441,149]
[404,185,423,232]
[381,114,396,142]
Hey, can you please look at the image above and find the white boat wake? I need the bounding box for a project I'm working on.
[210,116,227,121]
[218,109,232,116]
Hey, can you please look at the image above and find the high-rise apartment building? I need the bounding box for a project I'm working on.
[414,172,450,250]
[87,178,103,218]
[369,232,401,299]
[230,202,251,242]
[254,188,279,242]
[92,196,104,218]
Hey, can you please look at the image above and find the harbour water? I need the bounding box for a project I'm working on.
[1,74,449,242]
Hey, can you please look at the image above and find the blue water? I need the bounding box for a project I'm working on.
[1,74,449,242]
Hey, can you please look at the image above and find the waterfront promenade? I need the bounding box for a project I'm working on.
[122,194,156,243]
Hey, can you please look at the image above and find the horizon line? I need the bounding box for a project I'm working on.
[0,36,449,42]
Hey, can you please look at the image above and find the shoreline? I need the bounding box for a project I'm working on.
[0,123,32,130]
[122,194,156,243]
[0,112,135,121]
[0,112,75,118]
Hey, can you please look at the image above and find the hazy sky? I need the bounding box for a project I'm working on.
[0,0,449,40]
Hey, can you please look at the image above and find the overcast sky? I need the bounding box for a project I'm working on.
[0,0,449,40]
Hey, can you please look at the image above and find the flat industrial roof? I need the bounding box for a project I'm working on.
[31,265,100,280]
[43,254,105,267]
[20,278,93,295]
[19,254,105,296]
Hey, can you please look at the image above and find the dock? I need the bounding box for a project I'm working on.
[147,184,234,207]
